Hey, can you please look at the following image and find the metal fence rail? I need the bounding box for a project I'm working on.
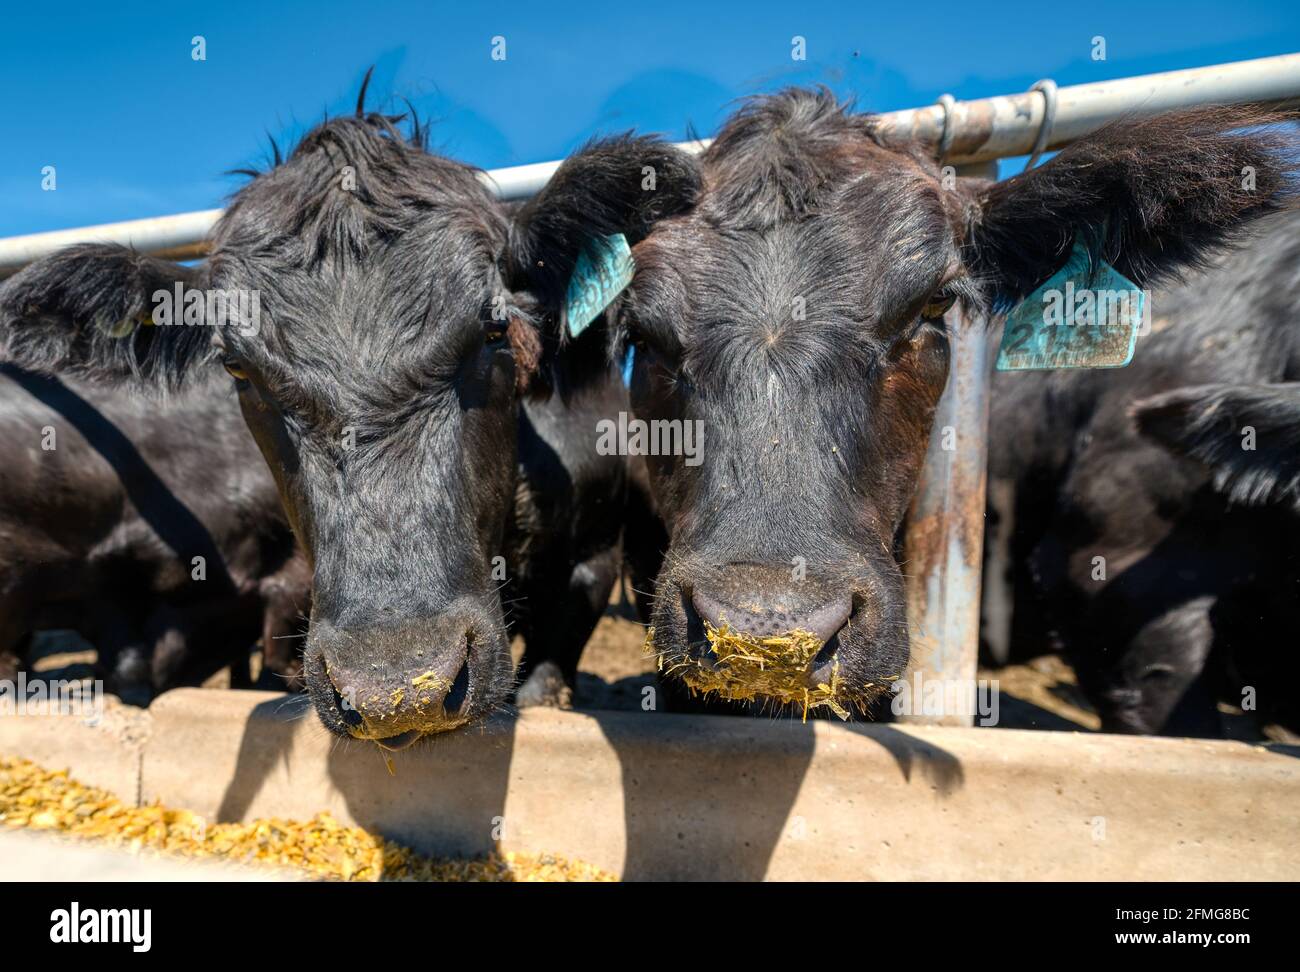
[2,53,1299,725]
[2,53,1298,277]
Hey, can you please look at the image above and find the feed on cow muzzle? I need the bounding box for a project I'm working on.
[648,620,898,720]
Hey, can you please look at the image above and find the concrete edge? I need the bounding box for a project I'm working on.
[5,688,1300,880]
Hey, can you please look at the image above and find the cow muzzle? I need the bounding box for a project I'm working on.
[303,614,493,745]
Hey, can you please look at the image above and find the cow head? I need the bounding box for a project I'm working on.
[0,89,697,746]
[516,89,1296,715]
[1115,380,1300,733]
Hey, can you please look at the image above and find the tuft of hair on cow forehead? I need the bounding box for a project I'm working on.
[227,107,427,182]
[697,87,958,233]
[215,109,506,266]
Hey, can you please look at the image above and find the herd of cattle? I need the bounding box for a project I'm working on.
[1,82,1297,748]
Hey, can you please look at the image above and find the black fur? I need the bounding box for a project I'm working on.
[0,247,212,388]
[1132,382,1300,509]
[0,363,309,701]
[967,107,1298,307]
[508,133,701,313]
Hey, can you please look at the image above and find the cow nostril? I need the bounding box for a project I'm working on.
[680,588,719,664]
[444,652,470,714]
[1106,687,1144,707]
[680,586,704,638]
[691,586,851,643]
[808,631,842,685]
[375,730,421,752]
[332,685,363,728]
[800,597,853,644]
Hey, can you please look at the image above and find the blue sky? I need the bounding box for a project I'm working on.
[2,0,1297,236]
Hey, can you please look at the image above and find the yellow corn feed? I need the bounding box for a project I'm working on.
[0,756,614,882]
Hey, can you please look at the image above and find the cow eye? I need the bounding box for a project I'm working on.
[1140,665,1176,682]
[484,319,508,345]
[921,291,957,321]
[222,357,249,382]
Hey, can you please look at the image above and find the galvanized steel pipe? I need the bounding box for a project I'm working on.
[3,53,1299,276]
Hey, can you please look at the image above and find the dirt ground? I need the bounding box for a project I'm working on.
[25,604,1285,739]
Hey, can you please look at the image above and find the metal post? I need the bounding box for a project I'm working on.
[898,161,999,725]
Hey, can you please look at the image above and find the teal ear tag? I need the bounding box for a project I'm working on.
[996,242,1145,371]
[564,233,634,339]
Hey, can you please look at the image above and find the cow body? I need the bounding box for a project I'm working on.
[6,80,1292,736]
[986,210,1300,734]
[0,363,310,701]
[1133,380,1300,734]
[505,361,631,706]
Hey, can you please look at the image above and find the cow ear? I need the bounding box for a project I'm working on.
[506,134,700,310]
[0,244,214,389]
[1131,382,1300,508]
[965,106,1297,308]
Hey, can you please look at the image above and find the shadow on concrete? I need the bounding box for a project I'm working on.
[589,710,964,880]
[210,692,966,880]
[865,724,966,797]
[589,708,814,880]
[214,695,519,861]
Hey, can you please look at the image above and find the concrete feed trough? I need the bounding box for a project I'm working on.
[2,687,1296,880]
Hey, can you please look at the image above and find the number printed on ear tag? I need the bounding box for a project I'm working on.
[996,241,1147,371]
[564,233,634,339]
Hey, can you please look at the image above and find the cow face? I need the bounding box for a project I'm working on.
[0,112,527,744]
[517,91,1295,715]
[619,101,963,712]
[0,103,698,747]
[205,115,533,746]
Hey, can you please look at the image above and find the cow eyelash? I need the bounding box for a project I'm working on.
[621,310,678,358]
[222,356,250,382]
[920,290,957,322]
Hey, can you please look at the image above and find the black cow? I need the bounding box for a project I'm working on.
[0,361,310,702]
[510,89,1297,716]
[0,86,693,746]
[1130,380,1300,734]
[1133,381,1300,512]
[986,210,1300,735]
